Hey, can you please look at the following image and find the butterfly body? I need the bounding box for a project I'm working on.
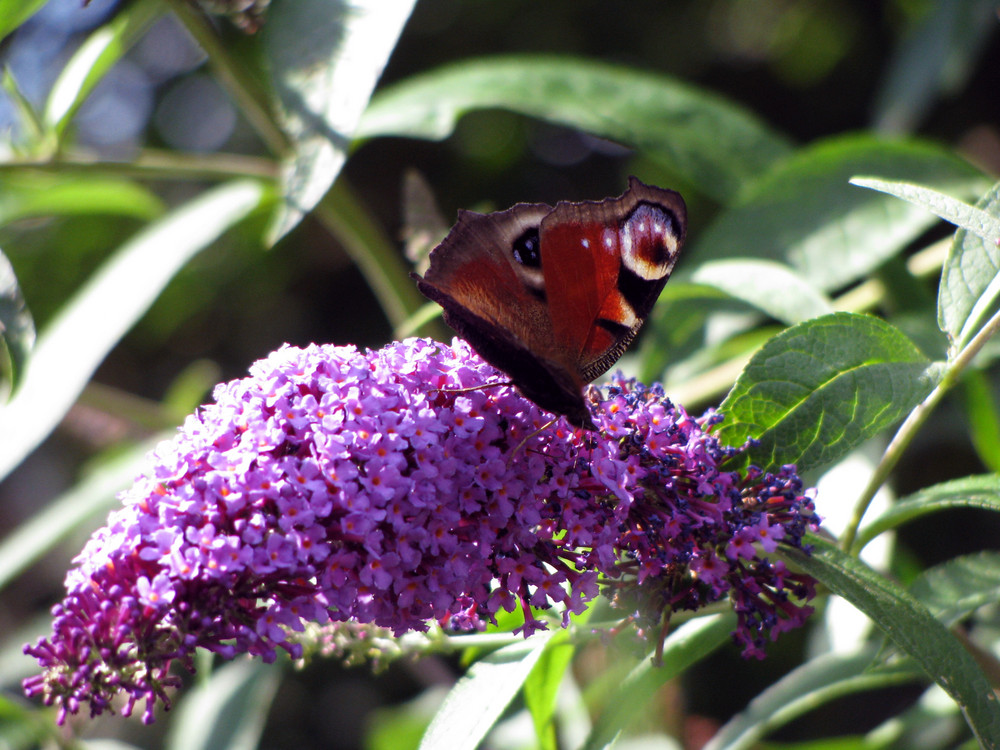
[414,177,686,429]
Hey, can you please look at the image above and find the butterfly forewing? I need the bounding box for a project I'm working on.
[540,178,686,381]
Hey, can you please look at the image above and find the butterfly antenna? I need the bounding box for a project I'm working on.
[432,380,512,395]
[511,417,558,456]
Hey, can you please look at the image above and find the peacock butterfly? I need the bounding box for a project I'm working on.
[413,177,687,430]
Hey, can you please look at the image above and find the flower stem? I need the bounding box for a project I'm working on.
[164,0,289,157]
[0,148,279,181]
[842,305,1000,554]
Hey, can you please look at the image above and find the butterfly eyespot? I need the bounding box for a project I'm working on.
[511,228,542,267]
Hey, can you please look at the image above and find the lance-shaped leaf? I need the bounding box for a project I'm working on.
[523,631,576,750]
[357,55,792,203]
[855,474,1000,552]
[691,259,833,325]
[716,312,939,472]
[263,0,415,242]
[936,181,1000,351]
[788,536,1000,748]
[166,660,282,750]
[581,614,735,750]
[0,0,47,42]
[693,136,988,291]
[0,180,265,482]
[0,173,164,225]
[872,0,997,133]
[851,177,1000,245]
[43,0,162,137]
[418,634,552,750]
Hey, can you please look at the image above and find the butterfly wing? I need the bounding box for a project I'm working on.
[414,178,686,430]
[539,177,687,381]
[414,203,596,427]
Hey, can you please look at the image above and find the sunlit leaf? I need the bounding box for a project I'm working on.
[418,634,552,750]
[263,0,416,242]
[0,180,265,482]
[850,177,1000,244]
[691,259,834,325]
[524,632,575,750]
[0,0,47,43]
[716,313,939,473]
[937,180,1000,351]
[357,55,793,203]
[788,536,1000,747]
[0,173,164,225]
[692,135,988,291]
[44,0,162,136]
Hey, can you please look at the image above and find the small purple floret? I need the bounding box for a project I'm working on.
[24,338,819,723]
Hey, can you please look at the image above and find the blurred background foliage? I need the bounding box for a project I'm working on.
[0,0,999,748]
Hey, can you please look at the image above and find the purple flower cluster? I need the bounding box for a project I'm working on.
[24,338,818,724]
[594,381,818,658]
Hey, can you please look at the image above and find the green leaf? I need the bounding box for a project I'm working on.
[937,180,1000,351]
[873,0,998,133]
[0,180,265,482]
[263,0,416,242]
[690,259,834,325]
[367,691,441,750]
[692,135,988,291]
[357,55,793,203]
[523,633,576,750]
[0,438,157,592]
[418,633,552,750]
[910,552,1000,626]
[704,646,921,750]
[0,691,55,749]
[716,313,939,473]
[0,0,47,43]
[43,0,162,136]
[850,177,1000,245]
[581,614,734,750]
[855,474,1000,553]
[0,173,164,225]
[960,370,1000,473]
[166,660,283,750]
[788,536,1000,748]
[0,250,34,394]
[1,68,45,146]
[865,685,968,750]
